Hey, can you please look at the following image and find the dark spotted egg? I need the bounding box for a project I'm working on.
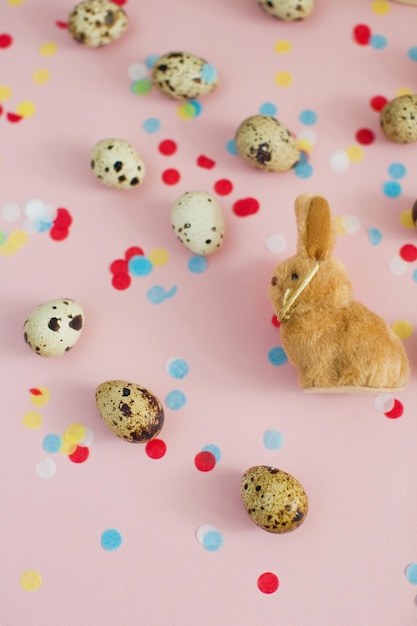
[380,94,417,143]
[152,51,218,101]
[241,465,308,533]
[68,0,128,48]
[23,298,84,357]
[171,191,225,255]
[90,138,145,190]
[257,0,314,21]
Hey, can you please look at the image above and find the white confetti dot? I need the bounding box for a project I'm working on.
[388,256,408,276]
[341,216,362,234]
[36,457,56,479]
[79,427,95,447]
[23,199,47,220]
[127,62,148,81]
[266,233,287,253]
[22,218,39,234]
[1,202,20,222]
[196,524,218,543]
[374,393,395,413]
[329,150,350,172]
[296,128,317,144]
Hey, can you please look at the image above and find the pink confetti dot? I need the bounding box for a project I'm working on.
[257,572,279,594]
[399,244,417,262]
[214,179,233,195]
[233,197,260,217]
[162,169,180,185]
[355,128,375,145]
[159,139,177,156]
[145,439,167,459]
[384,399,404,419]
[353,24,371,45]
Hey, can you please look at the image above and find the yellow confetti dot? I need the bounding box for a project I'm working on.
[16,101,36,118]
[8,0,25,5]
[148,248,169,266]
[177,103,196,119]
[335,216,346,234]
[296,138,313,154]
[345,144,364,162]
[20,570,42,592]
[39,42,57,57]
[392,320,413,339]
[32,69,50,85]
[400,209,416,229]
[395,86,413,97]
[64,422,87,445]
[22,411,43,429]
[371,0,390,14]
[274,40,293,54]
[0,85,12,102]
[9,229,28,247]
[60,439,76,456]
[30,387,50,407]
[0,239,18,256]
[275,71,293,87]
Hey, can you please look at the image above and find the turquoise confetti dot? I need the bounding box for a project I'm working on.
[188,255,208,273]
[42,433,62,454]
[167,358,189,379]
[406,564,417,584]
[259,102,278,116]
[370,34,387,50]
[388,162,407,179]
[128,255,153,276]
[165,390,186,410]
[263,430,284,450]
[367,227,382,246]
[188,100,202,117]
[101,528,123,551]
[201,63,217,84]
[145,54,159,68]
[36,218,53,232]
[382,181,401,198]
[299,109,317,125]
[147,286,166,304]
[294,161,313,179]
[202,444,221,463]
[143,118,161,134]
[408,46,417,62]
[268,346,288,366]
[202,530,224,552]
[226,139,238,155]
[413,269,417,283]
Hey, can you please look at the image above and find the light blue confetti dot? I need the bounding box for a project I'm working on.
[268,346,288,366]
[165,285,178,298]
[188,100,203,117]
[382,180,402,198]
[367,227,383,246]
[299,109,317,125]
[143,118,161,134]
[202,530,224,552]
[298,151,309,165]
[226,139,238,155]
[406,564,417,584]
[388,162,407,180]
[42,433,62,454]
[201,63,217,84]
[294,161,313,179]
[167,358,189,379]
[259,102,278,116]
[188,255,208,273]
[145,54,159,68]
[408,46,417,62]
[101,528,123,551]
[147,286,166,304]
[370,34,387,50]
[202,444,221,463]
[263,429,284,450]
[413,268,417,283]
[165,390,186,410]
[128,255,153,276]
[35,218,53,232]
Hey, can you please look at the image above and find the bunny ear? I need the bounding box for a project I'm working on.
[295,194,333,260]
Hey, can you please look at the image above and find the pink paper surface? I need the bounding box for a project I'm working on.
[2,1,417,624]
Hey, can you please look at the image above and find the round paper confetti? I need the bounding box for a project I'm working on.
[355,128,375,145]
[101,528,123,551]
[162,169,180,185]
[36,458,56,479]
[196,524,217,543]
[131,79,152,95]
[128,255,153,276]
[341,216,361,234]
[16,101,35,118]
[188,255,208,273]
[263,429,284,450]
[80,427,95,447]
[274,39,292,54]
[382,181,401,198]
[0,34,13,48]
[201,63,217,83]
[60,440,77,456]
[1,202,20,221]
[258,572,279,594]
[406,564,417,584]
[388,163,406,179]
[20,570,42,592]
[112,272,131,290]
[64,422,87,444]
[148,248,169,266]
[233,198,260,217]
[145,438,167,459]
[201,444,221,463]
[259,102,277,116]
[143,117,161,134]
[166,357,189,379]
[367,228,382,246]
[388,256,408,276]
[353,24,371,45]
[110,259,128,274]
[371,0,390,14]
[268,346,288,366]
[329,150,350,172]
[194,450,216,472]
[0,85,12,101]
[42,434,62,454]
[197,154,215,169]
[226,139,238,155]
[266,233,287,253]
[39,41,57,56]
[408,47,417,62]
[392,320,412,339]
[370,34,387,50]
[202,529,224,552]
[69,445,90,463]
[125,246,144,260]
[127,62,147,80]
[299,109,317,125]
[165,390,186,410]
[30,387,50,406]
[22,411,43,429]
[399,244,417,262]
[159,139,177,156]
[147,285,177,304]
[345,145,364,163]
[294,159,313,179]
[384,399,403,419]
[374,393,395,414]
[275,71,292,87]
[214,179,233,195]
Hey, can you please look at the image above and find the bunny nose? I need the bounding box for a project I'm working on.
[271,276,278,286]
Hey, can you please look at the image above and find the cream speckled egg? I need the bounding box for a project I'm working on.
[235,115,300,172]
[257,0,314,20]
[68,0,128,47]
[90,138,145,189]
[152,52,218,101]
[95,380,164,443]
[171,191,225,255]
[241,466,308,533]
[23,298,84,357]
[380,94,417,143]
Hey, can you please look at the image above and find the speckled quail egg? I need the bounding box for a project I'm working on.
[68,0,128,47]
[90,138,145,189]
[380,94,417,143]
[171,191,225,255]
[235,115,300,172]
[23,298,84,357]
[152,52,218,101]
[257,0,314,20]
[95,380,164,443]
[241,465,308,533]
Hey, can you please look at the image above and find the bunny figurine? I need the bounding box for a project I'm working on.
[269,193,410,392]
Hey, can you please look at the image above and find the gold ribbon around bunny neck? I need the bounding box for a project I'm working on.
[278,263,320,322]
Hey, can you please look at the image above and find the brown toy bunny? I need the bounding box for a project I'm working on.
[269,193,410,392]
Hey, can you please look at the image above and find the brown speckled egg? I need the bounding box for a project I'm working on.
[257,0,314,20]
[380,94,417,143]
[68,0,128,47]
[95,380,164,443]
[152,52,218,101]
[235,115,300,172]
[23,298,84,357]
[90,138,145,189]
[241,466,308,533]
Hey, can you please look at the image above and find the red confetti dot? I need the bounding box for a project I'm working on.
[49,226,69,241]
[69,445,90,463]
[370,95,388,112]
[353,24,371,45]
[110,258,128,274]
[399,243,417,262]
[0,34,13,49]
[214,179,233,196]
[197,155,216,169]
[29,388,42,396]
[111,272,131,290]
[55,21,68,29]
[384,399,404,419]
[355,128,375,145]
[257,572,279,594]
[125,246,144,260]
[111,0,127,4]
[54,207,72,229]
[145,438,167,459]
[271,314,281,328]
[233,197,260,217]
[162,168,180,185]
[0,105,3,117]
[159,139,177,156]
[194,450,216,472]
[6,112,22,123]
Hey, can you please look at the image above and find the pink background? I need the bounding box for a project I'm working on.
[2,0,417,624]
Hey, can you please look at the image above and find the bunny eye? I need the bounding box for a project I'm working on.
[291,273,299,281]
[271,276,277,286]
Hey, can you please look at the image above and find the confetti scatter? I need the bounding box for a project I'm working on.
[22,410,43,429]
[147,285,177,304]
[367,227,382,246]
[197,154,215,169]
[263,430,284,450]
[233,197,260,217]
[145,438,167,459]
[201,444,221,463]
[36,457,56,479]
[101,529,123,551]
[384,399,404,419]
[188,255,208,274]
[355,128,375,145]
[268,346,288,366]
[165,390,186,410]
[353,24,372,46]
[405,563,417,584]
[194,450,217,472]
[20,570,42,592]
[0,34,13,49]
[29,386,50,406]
[266,233,287,254]
[159,139,177,156]
[110,245,171,292]
[196,525,224,552]
[165,357,189,379]
[257,572,280,594]
[392,320,413,340]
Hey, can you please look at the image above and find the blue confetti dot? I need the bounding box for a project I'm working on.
[406,564,417,584]
[413,268,417,283]
[145,54,159,68]
[188,255,208,273]
[42,433,62,454]
[143,118,161,134]
[128,255,153,276]
[202,530,224,552]
[407,46,417,61]
[36,218,53,232]
[226,139,238,155]
[370,34,387,50]
[388,162,407,179]
[367,227,382,246]
[201,63,217,84]
[167,358,189,379]
[101,528,123,551]
[268,346,288,366]
[147,286,166,304]
[263,429,284,450]
[259,102,278,116]
[299,109,317,125]
[188,100,203,117]
[165,390,186,410]
[294,161,313,179]
[202,444,221,463]
[382,181,402,198]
